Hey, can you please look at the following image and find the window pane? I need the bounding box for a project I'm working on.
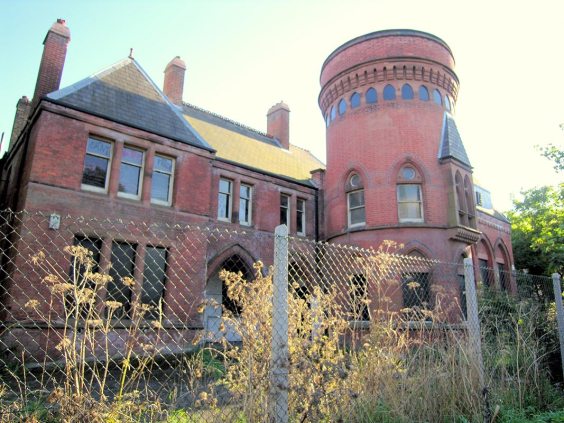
[142,246,167,319]
[151,172,170,203]
[240,185,250,199]
[154,156,173,173]
[280,207,288,225]
[122,147,143,165]
[118,162,142,195]
[107,242,136,319]
[366,88,377,104]
[401,84,414,100]
[351,92,361,108]
[383,85,396,100]
[219,179,231,194]
[398,203,422,219]
[348,190,364,208]
[86,138,111,157]
[330,106,336,121]
[419,85,429,101]
[402,272,430,309]
[350,207,365,225]
[338,99,346,115]
[82,155,109,188]
[433,89,442,105]
[280,194,289,207]
[218,193,229,219]
[398,185,421,201]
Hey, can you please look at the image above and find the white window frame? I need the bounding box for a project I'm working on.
[150,154,175,206]
[81,137,113,194]
[239,183,252,226]
[397,184,424,223]
[218,178,233,222]
[347,189,365,228]
[117,145,145,200]
[280,194,290,230]
[296,198,306,236]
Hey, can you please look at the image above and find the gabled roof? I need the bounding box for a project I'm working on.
[46,59,213,151]
[438,113,471,167]
[183,103,325,185]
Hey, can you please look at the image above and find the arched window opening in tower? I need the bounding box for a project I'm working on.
[433,89,442,105]
[445,95,451,111]
[383,84,396,100]
[365,87,377,104]
[325,114,330,128]
[401,84,414,100]
[338,99,347,116]
[346,173,365,227]
[350,92,361,108]
[330,105,336,121]
[419,85,429,101]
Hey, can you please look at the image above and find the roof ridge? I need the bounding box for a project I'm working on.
[183,102,274,141]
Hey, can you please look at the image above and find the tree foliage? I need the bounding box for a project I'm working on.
[538,143,564,173]
[508,184,564,275]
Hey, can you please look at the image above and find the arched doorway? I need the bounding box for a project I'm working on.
[204,254,251,342]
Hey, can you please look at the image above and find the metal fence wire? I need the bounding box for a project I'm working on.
[0,209,562,422]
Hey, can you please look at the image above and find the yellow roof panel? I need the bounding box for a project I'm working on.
[184,111,324,184]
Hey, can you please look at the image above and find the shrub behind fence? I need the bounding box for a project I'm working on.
[0,209,562,422]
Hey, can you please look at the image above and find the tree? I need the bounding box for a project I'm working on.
[539,143,564,173]
[508,184,564,275]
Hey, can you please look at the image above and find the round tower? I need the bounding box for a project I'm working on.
[320,29,480,263]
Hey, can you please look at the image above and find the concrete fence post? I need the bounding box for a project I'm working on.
[270,224,289,423]
[464,257,485,388]
[552,273,564,381]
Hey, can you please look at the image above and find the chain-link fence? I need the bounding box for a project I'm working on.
[0,209,562,422]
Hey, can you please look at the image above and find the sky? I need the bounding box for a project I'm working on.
[1,0,563,212]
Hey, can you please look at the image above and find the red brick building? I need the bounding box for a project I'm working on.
[0,21,513,354]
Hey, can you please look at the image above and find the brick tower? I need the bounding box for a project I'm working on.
[320,29,480,263]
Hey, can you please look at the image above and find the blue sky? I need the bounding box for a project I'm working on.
[1,0,563,211]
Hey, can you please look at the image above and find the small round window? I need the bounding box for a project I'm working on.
[350,174,361,188]
[401,167,416,180]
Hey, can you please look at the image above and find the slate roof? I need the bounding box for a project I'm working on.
[183,103,325,185]
[438,113,471,167]
[46,59,213,151]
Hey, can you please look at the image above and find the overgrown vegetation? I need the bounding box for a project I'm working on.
[0,245,561,422]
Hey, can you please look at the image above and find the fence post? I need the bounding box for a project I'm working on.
[271,224,289,423]
[463,257,485,388]
[552,273,564,381]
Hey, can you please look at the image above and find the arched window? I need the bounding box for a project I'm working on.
[445,95,451,111]
[338,99,347,116]
[325,114,330,128]
[401,251,431,317]
[464,176,475,228]
[433,89,442,105]
[496,243,510,291]
[346,173,365,227]
[350,92,361,108]
[330,105,336,121]
[365,88,377,104]
[397,165,423,222]
[401,84,414,100]
[419,85,429,101]
[383,84,396,100]
[455,171,468,226]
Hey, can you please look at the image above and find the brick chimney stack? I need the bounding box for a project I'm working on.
[267,101,290,149]
[32,19,71,109]
[163,56,186,105]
